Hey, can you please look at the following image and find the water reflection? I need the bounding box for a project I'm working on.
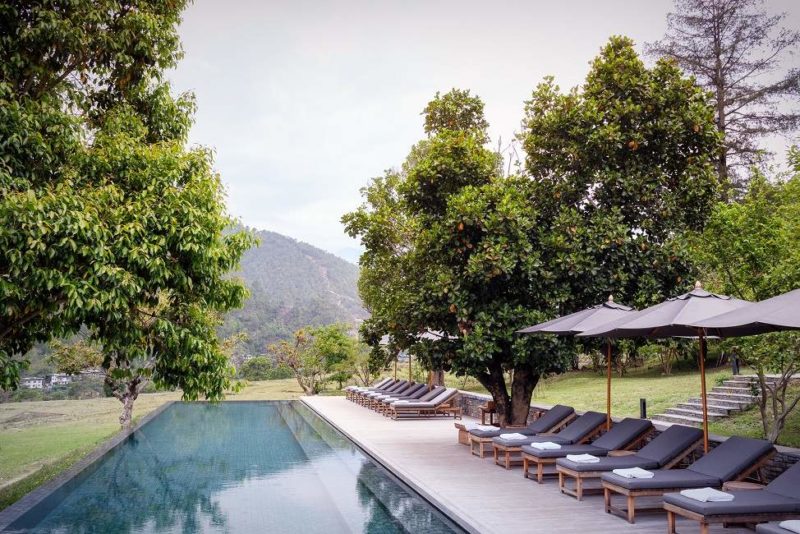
[6,402,459,534]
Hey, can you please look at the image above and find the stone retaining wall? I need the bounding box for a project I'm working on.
[455,390,800,483]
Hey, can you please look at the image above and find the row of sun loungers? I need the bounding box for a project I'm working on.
[345,378,461,419]
[454,402,800,532]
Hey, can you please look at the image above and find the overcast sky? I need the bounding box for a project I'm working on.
[168,0,799,263]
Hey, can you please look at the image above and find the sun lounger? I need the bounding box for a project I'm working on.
[346,377,393,400]
[520,418,653,483]
[378,385,443,415]
[468,404,575,458]
[389,388,461,420]
[757,521,800,534]
[492,411,607,469]
[555,424,704,501]
[349,378,400,402]
[368,382,422,410]
[601,436,775,523]
[356,380,408,405]
[664,460,800,534]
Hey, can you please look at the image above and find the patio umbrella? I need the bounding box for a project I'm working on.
[578,282,752,452]
[517,295,635,430]
[693,288,800,336]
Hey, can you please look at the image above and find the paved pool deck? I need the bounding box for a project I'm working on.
[302,396,755,534]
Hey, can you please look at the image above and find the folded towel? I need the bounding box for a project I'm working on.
[499,433,527,440]
[679,487,734,502]
[779,521,800,534]
[566,454,599,463]
[530,441,561,450]
[469,424,497,432]
[464,423,479,431]
[612,467,654,479]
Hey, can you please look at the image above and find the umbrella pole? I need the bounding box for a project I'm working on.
[606,340,612,431]
[409,353,412,382]
[394,354,397,380]
[698,331,709,453]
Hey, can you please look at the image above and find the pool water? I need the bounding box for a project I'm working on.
[4,402,461,533]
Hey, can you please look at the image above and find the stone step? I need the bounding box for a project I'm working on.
[664,407,726,421]
[723,378,775,386]
[689,397,753,410]
[650,413,703,426]
[706,392,758,403]
[711,386,756,395]
[676,402,735,415]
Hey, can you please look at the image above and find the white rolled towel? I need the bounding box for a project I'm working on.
[565,454,599,463]
[499,433,528,440]
[612,467,654,479]
[679,487,734,502]
[779,521,800,534]
[468,424,497,432]
[530,441,561,450]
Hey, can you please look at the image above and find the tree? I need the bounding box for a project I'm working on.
[695,148,800,442]
[346,40,720,426]
[271,325,356,395]
[647,0,800,190]
[0,1,255,409]
[239,356,274,381]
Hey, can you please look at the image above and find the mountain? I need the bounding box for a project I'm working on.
[219,229,368,355]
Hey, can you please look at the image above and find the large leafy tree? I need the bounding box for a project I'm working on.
[0,0,254,407]
[695,149,800,442]
[647,0,800,190]
[346,39,720,425]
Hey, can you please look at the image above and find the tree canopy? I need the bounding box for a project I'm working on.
[345,38,722,425]
[0,0,254,401]
[647,0,800,189]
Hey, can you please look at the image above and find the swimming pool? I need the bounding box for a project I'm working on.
[2,401,462,533]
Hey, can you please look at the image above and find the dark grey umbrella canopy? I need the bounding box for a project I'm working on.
[693,288,800,337]
[578,283,752,339]
[517,296,634,335]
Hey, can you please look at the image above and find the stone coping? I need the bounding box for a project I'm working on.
[0,401,174,531]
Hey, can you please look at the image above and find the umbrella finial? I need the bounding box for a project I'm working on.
[695,281,702,290]
[608,294,614,303]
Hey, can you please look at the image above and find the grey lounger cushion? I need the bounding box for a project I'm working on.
[556,424,703,473]
[663,460,800,516]
[663,490,800,516]
[601,436,774,490]
[493,411,605,447]
[521,418,652,459]
[470,404,574,438]
[557,453,661,472]
[756,523,795,534]
[393,388,457,409]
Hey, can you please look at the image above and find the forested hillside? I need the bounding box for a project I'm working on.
[219,229,367,355]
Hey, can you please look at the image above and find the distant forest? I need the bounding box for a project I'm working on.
[218,228,367,356]
[22,229,367,376]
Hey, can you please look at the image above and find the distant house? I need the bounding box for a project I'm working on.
[46,373,72,388]
[21,376,44,389]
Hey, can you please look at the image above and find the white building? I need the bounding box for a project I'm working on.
[21,377,44,389]
[47,373,72,387]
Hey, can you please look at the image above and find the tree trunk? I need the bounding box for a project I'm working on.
[476,362,512,426]
[427,369,445,387]
[118,377,143,429]
[509,366,539,425]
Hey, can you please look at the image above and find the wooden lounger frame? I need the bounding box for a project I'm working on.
[556,437,704,501]
[521,425,652,483]
[389,394,462,420]
[664,491,797,534]
[494,414,593,470]
[467,408,560,459]
[602,449,775,524]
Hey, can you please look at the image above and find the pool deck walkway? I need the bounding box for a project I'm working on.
[303,396,755,534]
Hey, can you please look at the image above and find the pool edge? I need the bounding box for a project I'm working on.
[300,397,480,534]
[0,401,175,531]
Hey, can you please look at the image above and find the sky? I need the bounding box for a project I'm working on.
[168,0,800,263]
